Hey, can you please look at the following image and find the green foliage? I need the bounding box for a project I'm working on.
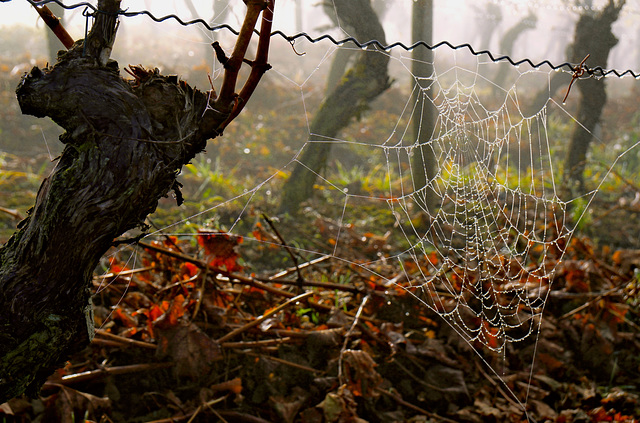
[569,195,592,231]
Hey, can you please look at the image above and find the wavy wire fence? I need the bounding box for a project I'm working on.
[1,0,639,78]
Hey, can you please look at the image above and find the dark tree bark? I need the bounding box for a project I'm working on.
[0,0,274,402]
[563,0,624,189]
[278,0,390,213]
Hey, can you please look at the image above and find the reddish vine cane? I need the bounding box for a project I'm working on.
[563,54,591,103]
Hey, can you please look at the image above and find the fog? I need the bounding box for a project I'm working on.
[1,0,639,72]
[1,0,638,160]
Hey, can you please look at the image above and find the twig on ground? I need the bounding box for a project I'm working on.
[0,206,23,220]
[45,362,174,387]
[221,337,296,349]
[374,387,459,423]
[238,351,325,375]
[217,291,313,343]
[191,266,208,321]
[268,255,331,280]
[94,328,157,350]
[146,217,185,253]
[258,275,362,293]
[338,294,370,385]
[262,213,305,290]
[137,239,378,320]
[94,266,154,280]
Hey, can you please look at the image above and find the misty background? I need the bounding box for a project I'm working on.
[1,0,639,247]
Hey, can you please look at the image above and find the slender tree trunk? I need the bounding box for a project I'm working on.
[492,12,537,90]
[410,0,438,216]
[295,0,303,33]
[474,3,502,51]
[45,3,65,63]
[278,0,390,213]
[563,0,624,190]
[325,48,356,94]
[0,0,273,402]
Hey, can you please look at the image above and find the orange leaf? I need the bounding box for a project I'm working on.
[167,294,187,326]
[210,377,242,394]
[149,304,165,321]
[181,262,199,279]
[114,308,137,328]
[198,230,243,271]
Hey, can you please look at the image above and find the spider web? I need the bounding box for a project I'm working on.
[88,1,640,419]
[250,34,575,356]
[389,53,565,355]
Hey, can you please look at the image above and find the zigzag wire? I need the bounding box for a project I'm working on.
[4,0,639,78]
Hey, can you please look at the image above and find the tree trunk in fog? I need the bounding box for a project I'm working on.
[278,0,390,214]
[322,1,357,93]
[0,0,271,402]
[563,0,624,190]
[474,3,502,51]
[492,12,537,90]
[295,0,303,33]
[183,0,232,62]
[410,0,438,216]
[46,3,65,63]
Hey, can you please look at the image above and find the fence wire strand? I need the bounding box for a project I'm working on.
[2,0,639,78]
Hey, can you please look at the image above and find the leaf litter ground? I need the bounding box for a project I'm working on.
[2,199,640,423]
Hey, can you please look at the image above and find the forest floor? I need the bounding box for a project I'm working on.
[2,50,640,423]
[1,189,640,423]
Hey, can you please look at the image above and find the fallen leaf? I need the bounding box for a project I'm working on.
[156,322,222,379]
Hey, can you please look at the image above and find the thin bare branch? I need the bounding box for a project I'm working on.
[214,0,269,111]
[217,0,275,132]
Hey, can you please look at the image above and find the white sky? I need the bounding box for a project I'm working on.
[0,0,638,71]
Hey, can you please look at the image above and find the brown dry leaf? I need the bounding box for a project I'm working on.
[612,249,640,273]
[210,377,242,394]
[0,397,31,415]
[318,387,368,423]
[300,406,324,423]
[528,399,557,420]
[422,365,470,406]
[342,350,382,397]
[156,322,221,379]
[48,386,110,423]
[270,386,309,423]
[380,322,407,351]
[472,398,504,420]
[580,322,615,377]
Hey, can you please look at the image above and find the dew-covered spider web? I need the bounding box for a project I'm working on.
[85,0,640,418]
[386,58,565,354]
[276,45,571,357]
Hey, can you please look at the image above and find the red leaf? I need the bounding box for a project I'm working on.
[181,262,199,279]
[113,307,137,328]
[197,230,243,271]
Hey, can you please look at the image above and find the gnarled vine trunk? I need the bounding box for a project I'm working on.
[563,0,624,190]
[0,0,273,402]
